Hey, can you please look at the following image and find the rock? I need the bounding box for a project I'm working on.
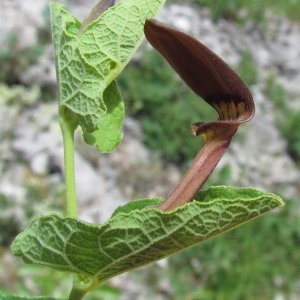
[30,151,49,175]
[0,0,49,49]
[219,116,299,196]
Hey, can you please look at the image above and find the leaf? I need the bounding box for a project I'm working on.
[111,197,163,217]
[11,186,284,287]
[50,0,166,152]
[0,291,58,300]
[83,80,124,152]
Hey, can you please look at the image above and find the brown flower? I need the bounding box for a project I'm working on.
[144,19,255,210]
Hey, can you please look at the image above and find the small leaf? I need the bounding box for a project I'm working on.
[50,0,166,152]
[83,80,124,152]
[11,186,284,287]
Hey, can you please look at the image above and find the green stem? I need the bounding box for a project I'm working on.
[67,287,88,300]
[68,274,97,300]
[59,108,78,218]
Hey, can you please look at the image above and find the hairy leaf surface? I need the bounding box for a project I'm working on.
[12,186,284,285]
[50,0,165,152]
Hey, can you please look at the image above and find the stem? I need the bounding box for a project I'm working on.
[159,137,232,211]
[67,287,88,300]
[68,274,97,300]
[59,109,78,218]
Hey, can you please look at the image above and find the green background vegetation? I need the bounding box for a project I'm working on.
[174,0,300,22]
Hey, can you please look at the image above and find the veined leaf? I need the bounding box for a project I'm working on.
[11,186,284,287]
[0,290,58,300]
[83,80,124,152]
[50,0,165,152]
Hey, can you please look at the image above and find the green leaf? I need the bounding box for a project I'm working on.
[50,0,166,152]
[111,197,163,217]
[83,80,124,152]
[0,291,58,300]
[11,186,284,288]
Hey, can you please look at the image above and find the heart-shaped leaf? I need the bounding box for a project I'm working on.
[11,186,284,288]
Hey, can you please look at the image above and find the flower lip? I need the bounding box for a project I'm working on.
[144,19,255,124]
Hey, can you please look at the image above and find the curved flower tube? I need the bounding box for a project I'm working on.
[144,19,255,210]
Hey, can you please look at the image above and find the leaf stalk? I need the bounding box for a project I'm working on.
[68,287,87,300]
[59,108,78,218]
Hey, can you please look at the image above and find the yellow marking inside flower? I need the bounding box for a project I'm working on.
[237,102,246,119]
[213,101,248,121]
[229,102,237,119]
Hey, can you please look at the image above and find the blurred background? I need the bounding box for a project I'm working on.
[0,0,300,299]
